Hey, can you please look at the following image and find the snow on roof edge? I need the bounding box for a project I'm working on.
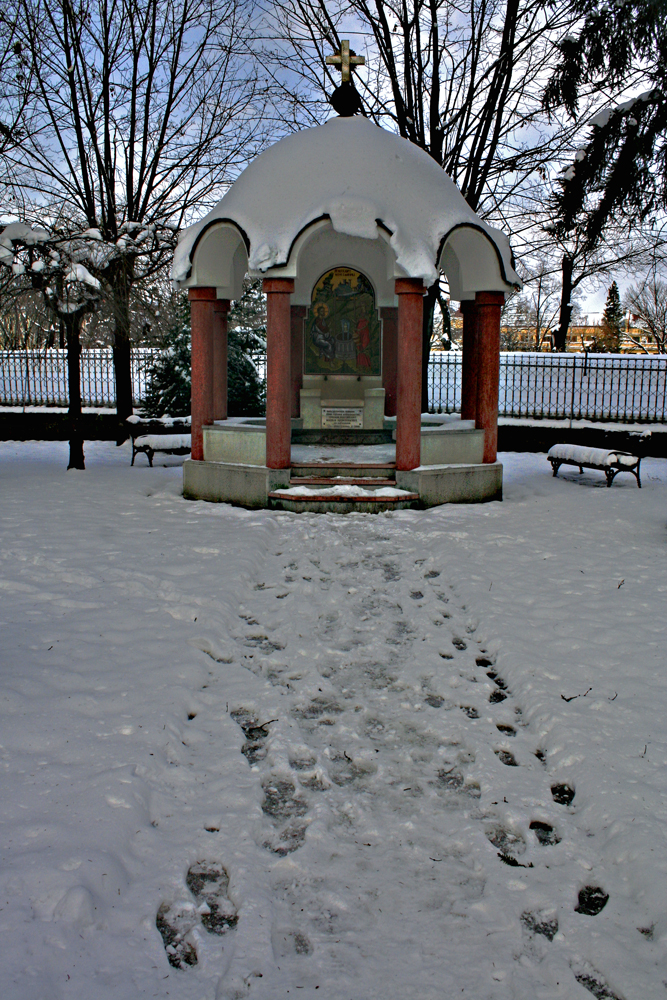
[172,118,520,289]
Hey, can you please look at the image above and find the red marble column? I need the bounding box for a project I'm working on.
[395,278,424,471]
[189,287,216,461]
[290,305,306,418]
[212,299,229,421]
[264,278,294,469]
[380,306,398,417]
[460,299,479,422]
[475,291,505,463]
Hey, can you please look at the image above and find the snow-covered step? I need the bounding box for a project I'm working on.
[268,482,419,513]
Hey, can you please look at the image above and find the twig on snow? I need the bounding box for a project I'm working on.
[561,687,592,703]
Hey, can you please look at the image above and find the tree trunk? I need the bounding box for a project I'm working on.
[113,336,133,423]
[66,316,85,470]
[555,254,574,351]
[112,261,134,434]
[421,282,439,413]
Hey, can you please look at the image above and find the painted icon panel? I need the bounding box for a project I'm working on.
[305,267,381,375]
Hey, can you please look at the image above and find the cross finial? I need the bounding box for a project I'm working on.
[326,40,365,84]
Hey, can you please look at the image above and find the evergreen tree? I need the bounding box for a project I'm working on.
[227,279,266,417]
[596,281,624,353]
[544,1,667,252]
[142,282,266,418]
[142,295,192,417]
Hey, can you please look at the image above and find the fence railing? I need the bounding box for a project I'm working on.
[0,348,163,407]
[428,351,667,423]
[1,348,666,423]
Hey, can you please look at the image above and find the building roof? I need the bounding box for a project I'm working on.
[173,117,520,292]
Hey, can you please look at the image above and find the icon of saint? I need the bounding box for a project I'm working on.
[310,303,335,360]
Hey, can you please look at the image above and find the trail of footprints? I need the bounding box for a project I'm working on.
[156,521,616,998]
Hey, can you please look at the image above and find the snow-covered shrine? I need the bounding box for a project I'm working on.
[172,57,520,512]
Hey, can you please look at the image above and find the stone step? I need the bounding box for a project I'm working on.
[290,477,396,488]
[268,491,420,514]
[290,462,396,479]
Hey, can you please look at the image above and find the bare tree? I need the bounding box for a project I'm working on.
[0,286,54,348]
[8,0,262,425]
[511,166,667,350]
[1,219,104,468]
[256,0,607,403]
[0,7,34,161]
[625,273,667,354]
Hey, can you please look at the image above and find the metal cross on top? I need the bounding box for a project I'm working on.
[326,40,365,83]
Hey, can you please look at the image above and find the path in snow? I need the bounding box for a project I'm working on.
[175,512,625,1000]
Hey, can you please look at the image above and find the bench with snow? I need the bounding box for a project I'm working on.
[126,415,191,467]
[547,444,641,488]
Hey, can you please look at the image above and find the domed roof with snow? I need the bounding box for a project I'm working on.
[172,116,519,291]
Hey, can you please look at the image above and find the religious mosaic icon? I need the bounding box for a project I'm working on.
[305,267,381,376]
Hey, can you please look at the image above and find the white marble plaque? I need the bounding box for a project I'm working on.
[321,407,363,429]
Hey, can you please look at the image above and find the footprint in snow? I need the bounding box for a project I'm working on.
[572,962,623,1000]
[231,708,275,765]
[435,768,481,800]
[551,782,575,806]
[272,927,313,958]
[476,655,495,668]
[485,824,526,860]
[521,909,559,941]
[575,885,609,915]
[328,751,377,787]
[186,861,239,935]
[156,861,238,969]
[292,696,344,721]
[529,820,561,845]
[424,694,447,708]
[156,901,199,969]
[261,777,309,856]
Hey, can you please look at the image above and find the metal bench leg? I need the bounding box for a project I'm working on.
[605,469,617,487]
[550,460,560,477]
[147,448,154,468]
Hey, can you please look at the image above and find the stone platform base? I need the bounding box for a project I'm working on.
[183,460,290,507]
[396,462,503,505]
[183,458,502,510]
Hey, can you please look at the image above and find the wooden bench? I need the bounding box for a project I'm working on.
[126,416,191,467]
[548,444,641,488]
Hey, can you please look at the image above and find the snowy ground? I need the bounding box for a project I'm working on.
[1,441,666,1000]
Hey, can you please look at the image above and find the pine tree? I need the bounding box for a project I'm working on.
[544,1,667,251]
[142,295,192,418]
[142,282,266,418]
[227,279,266,417]
[596,281,624,353]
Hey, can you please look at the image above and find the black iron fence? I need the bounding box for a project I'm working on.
[0,348,163,407]
[1,348,666,423]
[428,351,667,423]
